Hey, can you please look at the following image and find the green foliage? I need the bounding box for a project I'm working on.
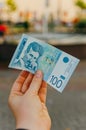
[74,19,86,33]
[14,21,30,32]
[6,0,17,12]
[75,0,86,9]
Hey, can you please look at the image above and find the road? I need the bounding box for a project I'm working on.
[0,60,86,130]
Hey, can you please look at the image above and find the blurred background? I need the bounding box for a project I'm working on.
[0,0,86,130]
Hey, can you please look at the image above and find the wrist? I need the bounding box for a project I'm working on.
[16,129,29,130]
[16,117,51,130]
[16,117,31,130]
[16,118,38,130]
[16,120,30,130]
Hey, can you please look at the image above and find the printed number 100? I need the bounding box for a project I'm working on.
[50,75,62,88]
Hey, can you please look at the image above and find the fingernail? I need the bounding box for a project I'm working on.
[35,70,42,78]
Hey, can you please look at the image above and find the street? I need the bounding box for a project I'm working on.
[0,60,86,130]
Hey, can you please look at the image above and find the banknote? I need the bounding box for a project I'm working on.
[9,34,80,92]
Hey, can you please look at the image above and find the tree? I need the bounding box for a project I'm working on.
[6,0,17,12]
[75,0,86,19]
[5,0,17,22]
[75,0,86,9]
[74,0,86,33]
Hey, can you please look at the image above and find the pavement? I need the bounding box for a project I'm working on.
[0,60,86,130]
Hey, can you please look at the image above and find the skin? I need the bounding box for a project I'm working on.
[8,70,51,130]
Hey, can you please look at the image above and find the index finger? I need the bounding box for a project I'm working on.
[11,70,29,92]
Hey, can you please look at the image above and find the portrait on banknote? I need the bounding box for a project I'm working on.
[13,41,44,72]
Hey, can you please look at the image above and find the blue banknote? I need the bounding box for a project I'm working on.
[9,34,80,92]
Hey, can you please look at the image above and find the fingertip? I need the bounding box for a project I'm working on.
[35,70,43,78]
[20,70,29,76]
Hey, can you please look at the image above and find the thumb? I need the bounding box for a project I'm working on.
[26,70,43,95]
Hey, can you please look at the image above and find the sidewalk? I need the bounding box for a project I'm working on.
[0,60,86,130]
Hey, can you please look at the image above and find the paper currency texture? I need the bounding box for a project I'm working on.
[9,34,80,92]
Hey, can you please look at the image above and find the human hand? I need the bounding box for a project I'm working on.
[8,70,51,130]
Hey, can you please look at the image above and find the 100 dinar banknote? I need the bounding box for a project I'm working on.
[9,34,80,92]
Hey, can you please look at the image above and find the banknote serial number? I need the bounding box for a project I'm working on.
[50,75,63,88]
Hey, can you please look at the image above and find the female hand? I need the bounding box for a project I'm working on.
[8,70,51,130]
